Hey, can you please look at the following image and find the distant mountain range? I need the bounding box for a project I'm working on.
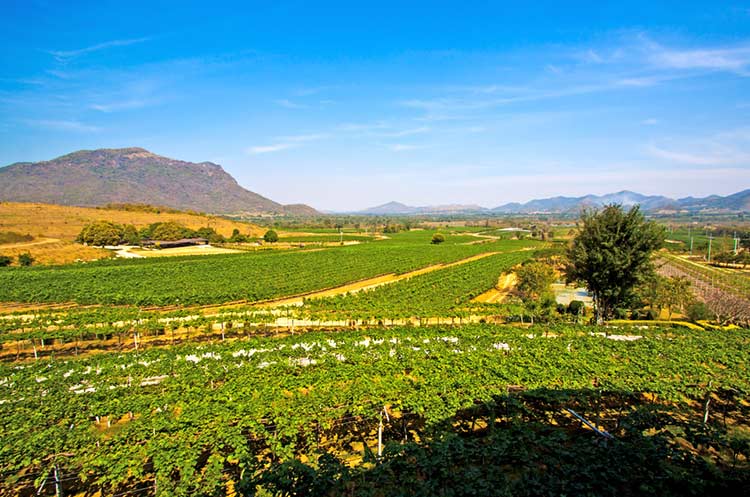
[0,148,318,216]
[357,190,750,215]
[359,201,486,215]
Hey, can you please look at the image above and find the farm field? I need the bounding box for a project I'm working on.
[0,233,540,306]
[1,324,748,496]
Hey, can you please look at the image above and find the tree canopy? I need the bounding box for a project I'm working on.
[264,230,279,243]
[564,204,665,322]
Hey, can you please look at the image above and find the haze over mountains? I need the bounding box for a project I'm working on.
[357,190,750,215]
[0,148,318,216]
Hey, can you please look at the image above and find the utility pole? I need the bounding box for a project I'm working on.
[734,232,739,255]
[707,234,713,263]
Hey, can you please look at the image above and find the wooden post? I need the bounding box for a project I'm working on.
[54,464,63,497]
[377,411,383,458]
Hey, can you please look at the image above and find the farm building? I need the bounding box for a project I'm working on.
[142,238,208,249]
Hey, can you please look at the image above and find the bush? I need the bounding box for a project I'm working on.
[0,255,11,267]
[567,300,585,315]
[431,233,445,245]
[264,230,279,243]
[687,302,711,322]
[17,252,34,267]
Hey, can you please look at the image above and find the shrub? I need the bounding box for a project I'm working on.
[18,252,34,267]
[567,300,585,315]
[264,230,279,243]
[0,255,11,267]
[687,302,711,322]
[431,233,445,245]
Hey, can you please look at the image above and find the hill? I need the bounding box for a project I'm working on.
[0,202,263,265]
[0,148,318,216]
[492,189,750,214]
[359,202,488,215]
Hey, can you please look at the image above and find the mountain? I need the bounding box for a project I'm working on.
[358,202,488,215]
[360,202,421,215]
[676,189,750,212]
[492,190,749,214]
[358,189,750,216]
[0,148,318,216]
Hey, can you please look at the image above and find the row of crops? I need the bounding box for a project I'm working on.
[1,324,748,495]
[661,253,750,300]
[0,238,539,306]
[0,250,531,352]
[299,250,532,320]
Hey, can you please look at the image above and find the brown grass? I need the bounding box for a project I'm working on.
[0,202,263,265]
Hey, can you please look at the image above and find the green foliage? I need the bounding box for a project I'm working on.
[77,221,125,246]
[0,239,536,305]
[263,230,279,243]
[516,261,556,324]
[122,224,140,245]
[17,252,34,267]
[0,255,11,267]
[565,205,665,322]
[687,301,711,322]
[516,262,555,301]
[431,233,445,244]
[229,228,249,243]
[150,221,189,241]
[567,300,586,316]
[1,324,748,495]
[195,226,224,243]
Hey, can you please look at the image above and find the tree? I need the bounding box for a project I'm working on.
[651,276,694,320]
[17,252,34,266]
[122,224,141,245]
[0,255,11,267]
[431,233,445,245]
[564,204,665,323]
[150,222,188,241]
[77,221,124,246]
[516,262,556,324]
[264,230,279,243]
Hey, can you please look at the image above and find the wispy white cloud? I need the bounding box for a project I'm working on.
[48,37,151,62]
[90,99,156,112]
[641,118,659,125]
[378,126,430,138]
[646,143,750,166]
[276,133,328,142]
[389,144,426,152]
[25,119,100,132]
[247,143,298,155]
[646,41,750,75]
[275,99,308,109]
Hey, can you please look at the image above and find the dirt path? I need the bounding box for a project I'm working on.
[255,252,499,308]
[472,272,517,303]
[0,251,500,316]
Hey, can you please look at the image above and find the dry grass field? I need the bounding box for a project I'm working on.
[0,202,263,265]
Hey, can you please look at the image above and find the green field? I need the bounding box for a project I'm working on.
[0,232,539,306]
[2,324,748,495]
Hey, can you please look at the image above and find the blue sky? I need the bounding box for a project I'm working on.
[1,1,749,211]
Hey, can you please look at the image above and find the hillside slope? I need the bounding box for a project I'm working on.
[0,202,263,265]
[0,148,317,216]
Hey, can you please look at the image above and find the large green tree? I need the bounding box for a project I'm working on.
[77,221,124,246]
[565,204,665,323]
